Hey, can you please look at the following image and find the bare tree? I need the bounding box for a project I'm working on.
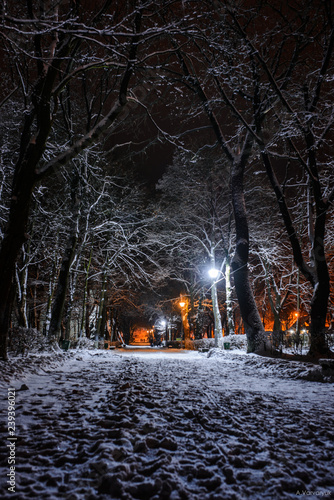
[0,0,178,359]
[226,0,334,355]
[169,0,334,355]
[158,24,266,351]
[155,151,237,343]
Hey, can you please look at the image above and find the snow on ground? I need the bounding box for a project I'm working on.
[0,348,333,500]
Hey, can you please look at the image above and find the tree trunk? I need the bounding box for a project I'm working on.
[195,290,205,340]
[0,168,36,359]
[273,313,281,333]
[308,233,330,355]
[210,251,223,348]
[99,299,108,340]
[64,280,74,341]
[48,167,81,340]
[96,274,107,342]
[225,252,235,336]
[48,232,78,339]
[211,282,223,348]
[231,156,265,353]
[85,293,93,339]
[262,152,330,355]
[16,260,29,329]
[110,309,119,342]
[44,272,56,335]
[80,247,93,336]
[31,267,41,331]
[309,287,329,355]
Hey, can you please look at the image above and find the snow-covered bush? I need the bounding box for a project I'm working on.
[8,327,59,355]
[76,336,96,350]
[193,338,215,350]
[325,330,334,350]
[193,335,248,351]
[222,334,248,351]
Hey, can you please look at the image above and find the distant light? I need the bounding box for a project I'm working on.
[294,312,299,317]
[161,320,166,326]
[179,301,185,308]
[208,268,219,279]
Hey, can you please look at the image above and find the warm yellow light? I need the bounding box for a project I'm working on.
[295,312,299,317]
[179,301,185,308]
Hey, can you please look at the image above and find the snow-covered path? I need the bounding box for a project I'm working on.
[1,349,333,500]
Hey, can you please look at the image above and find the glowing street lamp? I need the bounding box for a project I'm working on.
[179,300,185,308]
[208,267,219,280]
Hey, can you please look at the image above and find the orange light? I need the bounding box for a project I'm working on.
[179,301,185,308]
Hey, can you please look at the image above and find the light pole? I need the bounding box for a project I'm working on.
[294,311,300,350]
[179,297,190,348]
[209,267,224,349]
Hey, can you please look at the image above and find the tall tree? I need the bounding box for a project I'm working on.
[226,0,334,355]
[167,0,334,355]
[0,0,176,359]
[156,151,235,343]
[159,26,266,351]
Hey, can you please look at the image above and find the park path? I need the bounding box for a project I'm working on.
[0,349,333,499]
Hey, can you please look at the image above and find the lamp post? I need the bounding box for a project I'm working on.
[209,267,224,349]
[295,311,300,350]
[179,297,190,348]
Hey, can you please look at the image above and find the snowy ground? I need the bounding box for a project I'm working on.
[0,348,333,500]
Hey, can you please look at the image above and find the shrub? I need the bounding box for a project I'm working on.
[193,338,215,351]
[193,335,248,351]
[8,327,59,355]
[166,340,182,348]
[223,334,247,350]
[184,339,195,350]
